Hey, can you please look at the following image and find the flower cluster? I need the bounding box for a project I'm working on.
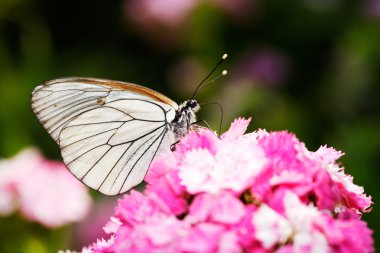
[70,118,373,252]
[0,148,92,228]
[233,50,289,87]
[124,0,253,29]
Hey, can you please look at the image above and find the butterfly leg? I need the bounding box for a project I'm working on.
[170,141,179,151]
[192,119,211,130]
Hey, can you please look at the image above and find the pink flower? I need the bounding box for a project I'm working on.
[0,149,35,215]
[254,191,374,253]
[0,186,16,215]
[180,223,225,252]
[212,0,255,22]
[124,0,254,31]
[0,148,92,228]
[125,0,197,28]
[311,145,344,166]
[253,191,330,252]
[0,168,18,215]
[221,117,252,140]
[363,0,380,19]
[233,50,290,87]
[251,131,317,205]
[179,118,267,194]
[66,118,374,253]
[316,215,374,253]
[252,204,292,249]
[115,190,163,226]
[145,153,187,215]
[320,161,371,213]
[188,191,246,224]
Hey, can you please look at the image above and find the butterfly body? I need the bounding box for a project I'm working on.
[171,99,200,140]
[31,77,199,195]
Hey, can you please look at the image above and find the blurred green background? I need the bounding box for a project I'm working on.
[1,0,379,251]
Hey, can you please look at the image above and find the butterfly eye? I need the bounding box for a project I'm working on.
[187,100,198,109]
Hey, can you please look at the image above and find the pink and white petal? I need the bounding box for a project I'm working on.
[218,231,241,253]
[103,217,122,234]
[312,145,344,166]
[180,223,224,252]
[176,130,219,155]
[211,191,246,225]
[179,148,217,194]
[221,117,251,140]
[252,205,292,249]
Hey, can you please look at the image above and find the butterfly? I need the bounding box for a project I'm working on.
[31,55,227,196]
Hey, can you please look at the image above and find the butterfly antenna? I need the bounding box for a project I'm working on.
[191,53,228,99]
[197,70,227,93]
[200,102,224,137]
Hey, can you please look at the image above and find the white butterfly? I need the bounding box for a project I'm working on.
[31,77,200,195]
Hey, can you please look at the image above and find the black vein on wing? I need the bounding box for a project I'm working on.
[54,106,102,143]
[66,121,128,127]
[66,118,162,128]
[118,127,168,194]
[98,125,165,191]
[33,91,87,109]
[56,107,132,137]
[60,126,124,149]
[108,98,169,118]
[66,122,165,174]
[102,105,166,123]
[102,105,135,119]
[33,87,109,107]
[45,98,102,131]
[79,124,166,184]
[55,97,172,147]
[34,91,103,114]
[41,96,171,136]
[31,90,53,102]
[42,86,111,93]
[111,126,165,193]
[80,145,113,180]
[48,105,101,137]
[38,93,106,120]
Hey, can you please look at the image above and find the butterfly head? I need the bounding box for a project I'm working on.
[172,99,200,140]
[185,99,200,113]
[175,99,200,125]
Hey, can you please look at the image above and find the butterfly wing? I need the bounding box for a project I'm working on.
[31,77,178,195]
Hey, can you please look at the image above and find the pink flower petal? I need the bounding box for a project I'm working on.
[312,145,344,166]
[176,129,219,155]
[181,223,224,252]
[188,191,245,225]
[221,117,251,140]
